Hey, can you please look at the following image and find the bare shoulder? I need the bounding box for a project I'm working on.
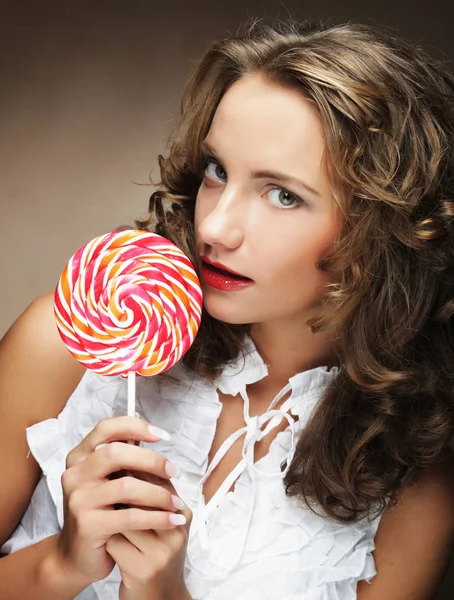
[357,449,454,600]
[0,292,85,423]
[0,293,86,545]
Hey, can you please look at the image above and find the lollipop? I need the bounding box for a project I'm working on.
[54,229,203,416]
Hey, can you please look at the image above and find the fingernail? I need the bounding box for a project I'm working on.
[171,495,186,511]
[169,513,186,526]
[165,461,181,479]
[147,425,171,441]
[95,443,108,451]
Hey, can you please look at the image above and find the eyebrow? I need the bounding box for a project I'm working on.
[200,140,323,199]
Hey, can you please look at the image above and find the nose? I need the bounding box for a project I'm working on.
[197,185,245,250]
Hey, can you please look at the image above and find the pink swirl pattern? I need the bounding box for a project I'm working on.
[54,230,203,376]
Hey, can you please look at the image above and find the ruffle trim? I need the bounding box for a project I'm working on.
[184,422,381,599]
[19,339,377,600]
[26,371,124,527]
[190,545,377,600]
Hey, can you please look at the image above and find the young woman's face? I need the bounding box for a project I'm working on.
[194,73,342,328]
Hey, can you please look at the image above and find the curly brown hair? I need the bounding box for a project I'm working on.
[134,19,454,523]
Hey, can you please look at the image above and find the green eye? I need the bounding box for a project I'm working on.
[279,191,296,206]
[267,188,301,209]
[205,160,227,181]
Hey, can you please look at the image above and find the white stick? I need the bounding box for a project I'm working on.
[127,371,136,418]
[126,371,136,453]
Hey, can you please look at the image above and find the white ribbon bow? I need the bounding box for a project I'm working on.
[187,382,297,578]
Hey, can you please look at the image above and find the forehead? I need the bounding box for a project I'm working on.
[206,73,333,202]
[211,73,325,145]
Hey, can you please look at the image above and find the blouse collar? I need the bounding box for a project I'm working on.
[213,335,339,406]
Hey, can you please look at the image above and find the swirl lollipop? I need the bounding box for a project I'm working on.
[54,229,203,416]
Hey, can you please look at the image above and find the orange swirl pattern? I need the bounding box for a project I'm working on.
[54,230,203,376]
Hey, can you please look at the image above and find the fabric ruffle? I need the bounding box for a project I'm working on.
[138,341,380,600]
[3,337,381,600]
[25,371,123,526]
[3,371,125,598]
[180,369,380,599]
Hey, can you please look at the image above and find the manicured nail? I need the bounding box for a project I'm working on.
[171,495,186,511]
[165,461,181,479]
[147,425,171,441]
[95,443,108,451]
[169,513,186,526]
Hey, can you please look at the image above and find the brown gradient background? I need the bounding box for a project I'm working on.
[0,1,453,595]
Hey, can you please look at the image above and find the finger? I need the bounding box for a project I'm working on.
[129,469,172,489]
[81,441,180,482]
[106,533,143,562]
[92,506,188,533]
[66,416,170,468]
[117,529,159,553]
[152,510,192,555]
[127,471,183,515]
[154,504,192,542]
[96,476,186,513]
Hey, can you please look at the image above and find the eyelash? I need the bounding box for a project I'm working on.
[198,154,307,209]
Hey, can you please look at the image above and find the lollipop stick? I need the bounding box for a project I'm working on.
[127,371,136,417]
[127,372,136,448]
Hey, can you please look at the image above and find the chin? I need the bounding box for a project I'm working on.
[202,295,251,325]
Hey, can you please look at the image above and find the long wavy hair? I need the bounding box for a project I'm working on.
[134,19,454,523]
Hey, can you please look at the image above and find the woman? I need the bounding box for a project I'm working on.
[0,18,453,600]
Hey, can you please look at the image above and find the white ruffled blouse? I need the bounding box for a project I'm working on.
[2,338,382,599]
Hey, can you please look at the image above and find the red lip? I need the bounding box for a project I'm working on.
[200,256,254,291]
[201,256,249,279]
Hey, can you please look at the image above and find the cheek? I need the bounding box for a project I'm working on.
[262,220,339,284]
[194,185,214,223]
[194,193,206,241]
[194,192,202,227]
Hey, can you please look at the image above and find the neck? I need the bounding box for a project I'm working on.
[248,318,337,393]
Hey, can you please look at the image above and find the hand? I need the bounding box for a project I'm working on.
[54,416,186,587]
[106,471,193,600]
